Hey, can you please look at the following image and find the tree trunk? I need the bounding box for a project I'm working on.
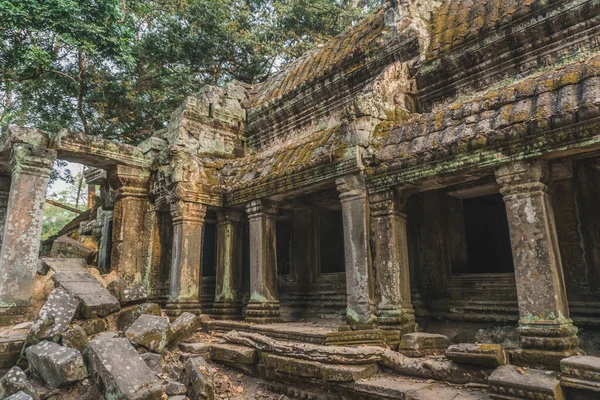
[77,51,89,134]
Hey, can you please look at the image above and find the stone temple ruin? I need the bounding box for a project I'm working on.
[1,0,600,399]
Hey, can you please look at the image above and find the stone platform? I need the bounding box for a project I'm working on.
[203,320,386,346]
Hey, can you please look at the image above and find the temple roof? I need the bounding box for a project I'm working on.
[376,53,600,171]
[249,7,387,109]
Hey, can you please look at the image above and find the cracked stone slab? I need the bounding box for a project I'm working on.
[46,258,120,318]
[27,287,80,345]
[83,337,162,400]
[488,365,564,400]
[125,314,172,353]
[25,340,88,388]
[50,236,95,262]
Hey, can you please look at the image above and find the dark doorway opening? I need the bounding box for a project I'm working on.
[462,194,514,273]
[319,209,345,273]
[277,219,292,275]
[201,222,217,277]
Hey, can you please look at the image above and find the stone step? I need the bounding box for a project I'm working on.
[210,343,258,365]
[398,333,451,357]
[354,377,490,399]
[488,365,564,400]
[43,258,120,318]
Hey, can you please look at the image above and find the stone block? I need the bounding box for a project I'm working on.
[320,363,378,382]
[83,337,163,400]
[0,367,39,400]
[62,324,88,351]
[27,287,80,345]
[49,258,120,318]
[25,341,88,388]
[4,391,34,400]
[50,236,95,263]
[179,342,211,356]
[210,343,257,365]
[78,317,108,336]
[106,303,161,332]
[141,352,162,375]
[445,343,507,368]
[398,333,451,357]
[561,355,600,393]
[166,382,187,396]
[170,312,201,344]
[107,279,147,305]
[0,334,26,368]
[125,314,172,353]
[182,357,215,400]
[354,379,431,399]
[92,331,118,341]
[488,365,564,400]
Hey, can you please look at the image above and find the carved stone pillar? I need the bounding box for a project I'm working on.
[0,144,55,317]
[166,200,206,316]
[213,209,244,319]
[495,160,580,368]
[336,173,376,328]
[108,165,152,285]
[0,174,11,251]
[245,200,280,323]
[370,188,415,334]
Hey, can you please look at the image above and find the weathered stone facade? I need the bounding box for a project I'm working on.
[1,0,600,383]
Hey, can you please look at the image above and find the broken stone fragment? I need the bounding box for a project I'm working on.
[165,382,187,396]
[50,236,96,263]
[0,367,39,400]
[488,365,564,400]
[49,259,120,318]
[125,314,172,353]
[26,287,80,345]
[398,332,451,357]
[4,391,34,400]
[0,334,26,368]
[445,343,507,368]
[25,340,88,388]
[561,355,600,393]
[61,324,88,351]
[178,342,211,356]
[107,279,147,305]
[83,337,162,400]
[181,357,215,400]
[92,331,117,341]
[77,317,108,336]
[169,312,201,344]
[141,352,162,375]
[106,302,162,332]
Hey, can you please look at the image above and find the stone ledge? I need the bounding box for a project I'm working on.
[488,365,564,400]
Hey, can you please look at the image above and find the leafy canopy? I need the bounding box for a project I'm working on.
[1,0,378,143]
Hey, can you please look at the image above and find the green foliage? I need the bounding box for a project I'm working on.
[1,0,378,143]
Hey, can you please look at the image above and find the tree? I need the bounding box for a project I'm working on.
[1,0,378,143]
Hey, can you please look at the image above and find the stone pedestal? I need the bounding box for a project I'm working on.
[495,160,580,369]
[0,144,55,320]
[370,189,415,333]
[108,165,152,285]
[245,200,280,323]
[166,200,206,316]
[213,209,244,319]
[336,174,376,328]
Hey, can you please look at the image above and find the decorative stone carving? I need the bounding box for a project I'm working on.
[495,160,580,369]
[245,199,280,323]
[0,143,55,319]
[213,209,244,319]
[369,188,415,333]
[336,173,376,328]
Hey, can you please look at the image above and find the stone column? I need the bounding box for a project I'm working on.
[370,188,415,334]
[108,165,151,285]
[495,160,580,368]
[336,173,376,328]
[0,174,12,251]
[0,144,55,317]
[245,199,280,323]
[166,200,206,316]
[213,209,244,319]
